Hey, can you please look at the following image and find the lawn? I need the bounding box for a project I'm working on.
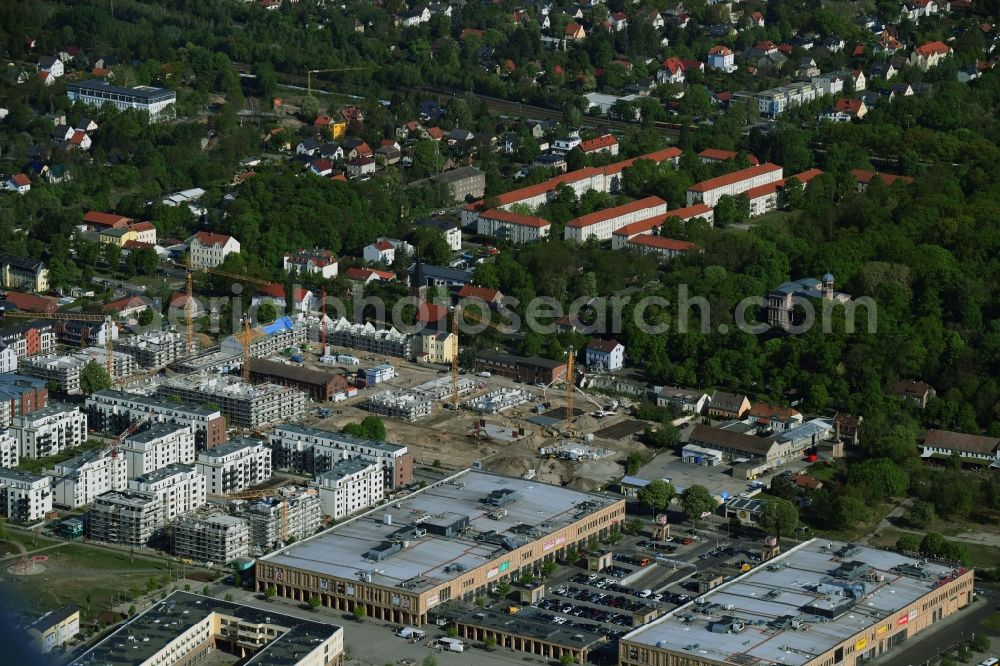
[806,464,840,484]
[984,612,1000,633]
[1,533,214,624]
[869,527,1000,570]
[810,501,896,543]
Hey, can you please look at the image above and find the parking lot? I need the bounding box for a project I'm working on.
[482,516,793,655]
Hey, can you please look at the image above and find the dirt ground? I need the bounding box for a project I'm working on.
[300,351,647,491]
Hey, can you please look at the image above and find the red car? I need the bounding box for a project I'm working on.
[681,537,694,545]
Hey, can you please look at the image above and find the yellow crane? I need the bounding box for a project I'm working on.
[0,309,117,379]
[305,67,371,96]
[183,256,276,363]
[565,346,575,434]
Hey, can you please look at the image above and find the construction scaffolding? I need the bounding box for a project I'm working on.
[363,390,434,421]
[465,388,535,414]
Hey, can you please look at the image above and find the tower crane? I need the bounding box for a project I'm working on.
[0,309,117,379]
[565,345,574,434]
[107,415,152,459]
[213,488,317,542]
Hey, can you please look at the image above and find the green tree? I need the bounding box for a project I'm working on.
[353,605,367,621]
[308,595,321,611]
[680,485,718,522]
[484,637,497,651]
[257,302,278,324]
[299,95,320,120]
[422,656,437,666]
[757,499,799,544]
[102,243,122,273]
[560,653,576,666]
[541,560,557,577]
[783,177,805,209]
[895,534,920,554]
[637,479,675,513]
[265,584,276,601]
[904,501,935,529]
[497,580,512,597]
[412,139,444,177]
[79,361,112,395]
[128,604,137,617]
[846,458,908,501]
[137,308,154,327]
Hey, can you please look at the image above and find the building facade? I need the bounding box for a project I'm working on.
[270,425,413,490]
[564,197,668,243]
[0,467,52,522]
[120,422,197,478]
[66,80,176,121]
[312,459,384,520]
[129,463,207,521]
[155,375,306,430]
[196,438,273,495]
[89,490,164,547]
[173,512,250,563]
[86,390,227,450]
[0,373,48,429]
[187,231,241,269]
[9,403,87,459]
[50,448,127,508]
[0,255,49,292]
[687,164,784,207]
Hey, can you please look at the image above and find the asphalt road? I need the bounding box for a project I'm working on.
[878,585,999,666]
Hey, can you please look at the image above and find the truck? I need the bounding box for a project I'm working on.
[438,637,465,652]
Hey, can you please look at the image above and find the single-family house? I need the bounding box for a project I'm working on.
[707,46,737,73]
[891,379,936,408]
[910,41,952,71]
[746,402,803,431]
[708,391,750,419]
[345,156,375,178]
[344,267,395,285]
[656,386,710,414]
[37,56,64,78]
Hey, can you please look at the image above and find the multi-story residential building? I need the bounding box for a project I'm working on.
[623,235,699,261]
[610,203,714,248]
[283,248,338,279]
[707,45,737,72]
[0,255,49,292]
[54,319,118,347]
[86,390,227,450]
[186,231,241,269]
[564,197,669,243]
[428,166,486,202]
[26,605,80,655]
[219,317,308,360]
[752,81,826,117]
[195,438,272,496]
[585,339,625,371]
[156,375,306,430]
[89,490,164,547]
[237,489,322,554]
[0,429,17,468]
[173,510,250,563]
[460,147,683,227]
[114,331,188,368]
[312,459,384,520]
[0,373,48,429]
[0,346,16,373]
[414,330,455,365]
[120,422,197,478]
[0,323,56,360]
[476,209,551,244]
[326,317,414,359]
[66,80,176,122]
[0,467,52,522]
[579,134,619,157]
[129,463,207,521]
[19,348,135,393]
[686,163,784,207]
[49,448,127,508]
[910,40,952,71]
[10,403,87,459]
[414,218,462,252]
[270,425,413,490]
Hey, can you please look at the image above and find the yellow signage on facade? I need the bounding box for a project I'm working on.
[855,638,867,651]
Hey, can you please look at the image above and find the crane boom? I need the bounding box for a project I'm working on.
[566,346,574,434]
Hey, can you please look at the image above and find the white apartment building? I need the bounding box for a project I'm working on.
[187,231,241,269]
[88,490,164,546]
[50,448,127,508]
[0,467,52,522]
[238,490,322,554]
[0,429,18,468]
[120,422,196,478]
[10,403,87,459]
[564,196,668,243]
[66,80,176,122]
[18,347,135,393]
[196,438,272,495]
[0,346,15,373]
[610,203,714,249]
[476,209,551,243]
[270,425,413,490]
[129,463,207,521]
[686,163,784,207]
[173,511,250,563]
[312,459,384,520]
[753,81,826,117]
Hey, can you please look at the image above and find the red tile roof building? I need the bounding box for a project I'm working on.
[686,163,784,207]
[697,148,760,166]
[611,204,714,248]
[564,196,668,243]
[624,235,698,260]
[579,134,619,156]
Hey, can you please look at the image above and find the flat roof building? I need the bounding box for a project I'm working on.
[156,374,306,429]
[312,459,384,520]
[9,402,87,460]
[114,330,187,368]
[475,350,567,385]
[49,447,127,508]
[120,421,196,478]
[620,539,974,666]
[237,488,323,555]
[70,591,343,666]
[256,470,625,626]
[0,467,52,522]
[66,80,176,122]
[173,510,250,564]
[129,463,207,521]
[196,437,272,495]
[19,348,135,393]
[89,490,163,547]
[86,389,227,450]
[270,424,413,489]
[26,604,80,655]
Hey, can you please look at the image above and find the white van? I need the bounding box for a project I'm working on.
[638,589,653,598]
[977,658,998,666]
